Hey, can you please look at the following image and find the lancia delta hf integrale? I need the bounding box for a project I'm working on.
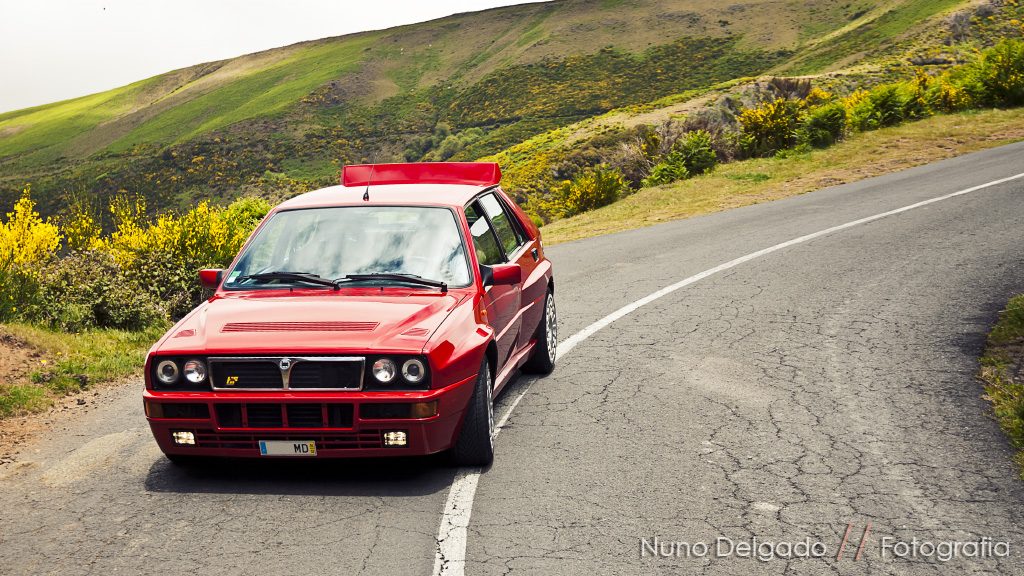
[143,162,556,466]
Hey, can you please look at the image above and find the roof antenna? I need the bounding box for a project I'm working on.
[363,165,374,202]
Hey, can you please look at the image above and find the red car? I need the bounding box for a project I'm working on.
[143,162,556,466]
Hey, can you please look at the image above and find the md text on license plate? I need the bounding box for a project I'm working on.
[259,440,317,456]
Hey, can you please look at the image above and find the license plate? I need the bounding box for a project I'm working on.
[258,440,317,456]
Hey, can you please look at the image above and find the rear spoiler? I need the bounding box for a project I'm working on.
[341,162,502,187]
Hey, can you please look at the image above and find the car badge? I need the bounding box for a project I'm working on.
[226,376,239,386]
[279,358,292,371]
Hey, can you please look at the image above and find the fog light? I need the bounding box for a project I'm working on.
[383,430,408,447]
[410,401,438,418]
[171,431,195,446]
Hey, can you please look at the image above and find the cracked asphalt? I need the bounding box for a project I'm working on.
[2,142,1024,575]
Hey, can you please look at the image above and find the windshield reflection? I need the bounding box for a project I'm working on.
[225,206,471,288]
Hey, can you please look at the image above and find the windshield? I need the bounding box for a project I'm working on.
[224,206,472,289]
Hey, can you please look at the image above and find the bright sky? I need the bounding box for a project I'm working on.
[0,0,542,114]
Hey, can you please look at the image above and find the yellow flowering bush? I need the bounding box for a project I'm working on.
[957,39,1024,107]
[60,207,103,252]
[738,98,803,156]
[540,164,629,219]
[0,188,61,321]
[929,76,972,112]
[0,188,270,328]
[108,195,271,318]
[0,188,62,267]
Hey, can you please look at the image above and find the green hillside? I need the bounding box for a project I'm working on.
[0,0,1006,220]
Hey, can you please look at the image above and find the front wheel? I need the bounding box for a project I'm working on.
[522,290,557,374]
[449,358,495,466]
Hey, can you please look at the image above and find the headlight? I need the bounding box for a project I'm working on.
[402,358,426,384]
[156,360,179,385]
[372,358,397,383]
[182,359,207,384]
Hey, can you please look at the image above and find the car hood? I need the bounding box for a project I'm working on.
[156,290,469,355]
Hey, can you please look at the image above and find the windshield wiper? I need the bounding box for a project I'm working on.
[237,271,340,289]
[337,273,447,292]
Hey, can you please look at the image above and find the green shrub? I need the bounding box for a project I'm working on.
[642,160,689,187]
[959,39,1024,107]
[641,129,717,187]
[675,130,718,175]
[544,164,629,219]
[798,102,847,148]
[847,84,908,132]
[33,250,165,332]
[0,264,40,322]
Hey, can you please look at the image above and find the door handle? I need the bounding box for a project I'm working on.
[531,248,539,261]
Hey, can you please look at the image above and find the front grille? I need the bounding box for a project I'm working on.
[191,429,383,450]
[215,404,243,427]
[211,361,281,389]
[209,357,364,390]
[214,403,354,429]
[286,404,323,428]
[289,361,362,389]
[247,404,284,427]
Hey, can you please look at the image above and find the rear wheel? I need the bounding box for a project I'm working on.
[450,358,495,466]
[523,290,557,374]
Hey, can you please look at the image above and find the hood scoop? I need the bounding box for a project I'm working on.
[221,321,379,333]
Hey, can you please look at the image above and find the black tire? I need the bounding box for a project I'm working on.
[522,290,557,375]
[449,358,495,466]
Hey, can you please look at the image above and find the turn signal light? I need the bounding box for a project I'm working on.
[144,400,163,419]
[410,401,438,419]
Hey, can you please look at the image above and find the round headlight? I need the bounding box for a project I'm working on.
[372,358,397,383]
[402,359,426,384]
[156,360,179,385]
[183,359,207,384]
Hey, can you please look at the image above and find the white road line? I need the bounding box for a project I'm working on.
[431,170,1024,576]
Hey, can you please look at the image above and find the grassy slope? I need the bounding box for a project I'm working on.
[105,38,378,152]
[0,323,166,418]
[541,108,1024,244]
[979,294,1024,477]
[0,0,970,212]
[476,0,981,202]
[777,0,965,74]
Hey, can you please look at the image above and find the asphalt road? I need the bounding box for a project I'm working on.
[3,141,1024,575]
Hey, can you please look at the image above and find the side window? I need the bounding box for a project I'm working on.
[479,193,524,257]
[465,203,505,266]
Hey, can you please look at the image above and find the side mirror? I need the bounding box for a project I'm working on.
[199,269,224,290]
[481,264,521,287]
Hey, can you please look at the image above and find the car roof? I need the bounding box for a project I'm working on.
[276,183,494,211]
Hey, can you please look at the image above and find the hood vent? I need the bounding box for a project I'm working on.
[221,321,379,333]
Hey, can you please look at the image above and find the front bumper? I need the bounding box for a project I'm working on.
[144,373,476,458]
